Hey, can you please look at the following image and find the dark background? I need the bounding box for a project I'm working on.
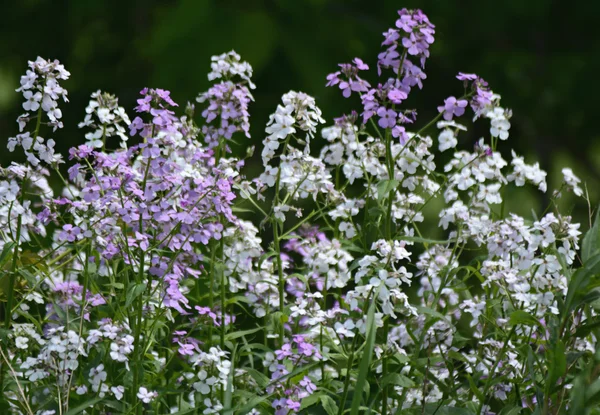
[1,0,598,222]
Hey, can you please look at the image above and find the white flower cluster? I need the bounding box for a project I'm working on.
[562,167,584,197]
[320,122,385,185]
[0,164,52,251]
[8,57,70,167]
[223,221,283,317]
[351,239,415,317]
[436,120,466,152]
[78,90,131,148]
[87,319,135,369]
[176,347,231,413]
[277,148,336,200]
[303,238,353,290]
[208,50,256,89]
[507,150,547,192]
[20,326,86,385]
[486,106,511,140]
[262,91,325,166]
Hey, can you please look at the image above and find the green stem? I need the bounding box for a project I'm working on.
[4,214,22,330]
[273,221,285,346]
[477,326,516,414]
[338,334,359,415]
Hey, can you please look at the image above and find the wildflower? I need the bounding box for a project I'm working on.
[137,387,158,404]
[562,168,583,197]
[437,96,468,121]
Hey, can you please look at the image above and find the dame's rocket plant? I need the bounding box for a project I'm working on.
[1,9,598,415]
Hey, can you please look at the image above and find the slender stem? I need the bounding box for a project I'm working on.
[5,214,22,330]
[220,235,226,349]
[273,221,285,345]
[338,334,359,415]
[477,326,516,414]
[271,136,291,346]
[208,246,216,348]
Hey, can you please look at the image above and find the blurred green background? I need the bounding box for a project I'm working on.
[1,0,598,223]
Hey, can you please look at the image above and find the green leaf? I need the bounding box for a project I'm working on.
[381,373,415,388]
[350,295,377,415]
[423,406,476,415]
[498,406,522,415]
[125,282,146,308]
[377,179,400,201]
[570,375,586,415]
[65,397,104,415]
[465,373,484,402]
[546,340,566,392]
[107,282,124,290]
[0,242,15,266]
[321,395,339,415]
[583,207,600,263]
[398,236,453,245]
[244,368,270,388]
[299,392,321,410]
[223,394,268,415]
[415,305,450,323]
[18,269,38,286]
[586,377,600,402]
[573,319,600,338]
[562,254,600,315]
[169,406,204,415]
[225,326,264,341]
[509,310,543,328]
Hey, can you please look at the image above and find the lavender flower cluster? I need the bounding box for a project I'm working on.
[0,7,595,415]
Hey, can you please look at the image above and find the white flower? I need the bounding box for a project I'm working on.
[561,168,583,197]
[273,204,290,222]
[111,385,125,400]
[110,334,134,366]
[507,151,547,192]
[203,398,223,414]
[461,299,486,327]
[339,221,356,238]
[22,90,42,112]
[487,107,511,140]
[334,319,356,338]
[15,336,29,349]
[193,370,217,394]
[438,129,457,152]
[137,387,157,404]
[89,364,107,388]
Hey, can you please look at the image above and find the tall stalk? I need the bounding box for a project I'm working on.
[271,136,290,347]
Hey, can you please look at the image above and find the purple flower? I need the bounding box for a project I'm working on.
[388,88,407,104]
[129,116,145,136]
[275,343,293,360]
[377,107,397,128]
[326,71,341,87]
[286,399,301,412]
[396,9,417,32]
[377,48,400,74]
[195,306,219,325]
[437,96,468,121]
[299,376,317,395]
[382,28,400,46]
[69,144,94,160]
[272,398,288,415]
[392,125,409,144]
[457,72,478,81]
[402,33,421,55]
[353,57,369,71]
[59,224,81,242]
